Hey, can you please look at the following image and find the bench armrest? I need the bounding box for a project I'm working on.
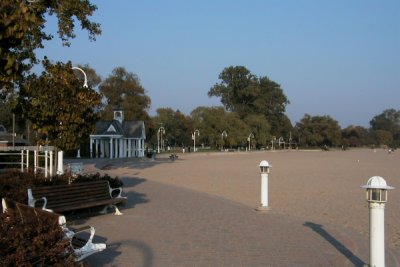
[67,225,106,261]
[27,189,48,210]
[109,186,123,198]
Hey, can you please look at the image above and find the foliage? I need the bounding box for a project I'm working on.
[370,109,400,147]
[0,169,123,204]
[0,0,101,93]
[17,59,102,150]
[341,125,371,147]
[295,114,342,147]
[0,210,77,266]
[99,67,151,123]
[372,130,393,147]
[208,66,291,137]
[151,108,193,148]
[190,106,251,148]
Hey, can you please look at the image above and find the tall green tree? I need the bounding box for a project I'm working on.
[295,114,342,147]
[191,106,250,148]
[243,114,271,148]
[17,59,102,151]
[99,67,151,123]
[208,66,291,137]
[0,0,101,93]
[341,125,371,147]
[370,109,400,147]
[151,108,193,148]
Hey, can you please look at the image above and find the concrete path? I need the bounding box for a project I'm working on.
[65,150,399,266]
[73,177,373,267]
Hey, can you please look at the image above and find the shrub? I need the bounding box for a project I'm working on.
[0,210,77,266]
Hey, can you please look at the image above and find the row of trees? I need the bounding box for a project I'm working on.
[1,0,398,155]
[1,61,399,153]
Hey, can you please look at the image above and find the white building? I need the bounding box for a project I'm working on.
[89,110,146,158]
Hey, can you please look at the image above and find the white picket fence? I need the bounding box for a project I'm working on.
[0,146,61,178]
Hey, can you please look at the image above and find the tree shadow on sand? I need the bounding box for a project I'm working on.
[303,222,366,266]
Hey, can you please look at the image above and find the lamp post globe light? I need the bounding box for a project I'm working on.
[256,160,271,212]
[361,176,394,267]
[192,130,200,152]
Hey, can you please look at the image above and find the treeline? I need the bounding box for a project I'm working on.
[1,64,399,154]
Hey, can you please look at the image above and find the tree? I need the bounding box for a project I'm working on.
[0,0,101,93]
[17,59,102,151]
[295,114,342,147]
[208,66,291,137]
[151,108,193,148]
[341,125,371,147]
[99,67,151,123]
[243,114,271,148]
[372,130,393,147]
[191,106,250,149]
[370,109,400,147]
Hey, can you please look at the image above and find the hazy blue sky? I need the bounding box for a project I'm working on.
[36,0,400,128]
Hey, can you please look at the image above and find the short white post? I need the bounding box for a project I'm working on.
[49,151,53,177]
[256,160,271,211]
[44,150,48,178]
[34,150,37,173]
[57,150,64,175]
[361,176,394,267]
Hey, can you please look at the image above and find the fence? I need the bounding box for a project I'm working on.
[0,146,58,178]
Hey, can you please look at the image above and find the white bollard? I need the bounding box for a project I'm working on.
[57,150,64,175]
[361,176,394,267]
[370,202,385,266]
[256,160,271,212]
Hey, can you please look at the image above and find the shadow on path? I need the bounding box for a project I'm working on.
[87,240,154,267]
[304,222,366,267]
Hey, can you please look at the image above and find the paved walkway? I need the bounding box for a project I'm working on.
[65,154,399,267]
[71,176,372,266]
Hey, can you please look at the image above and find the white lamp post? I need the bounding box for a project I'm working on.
[221,130,227,151]
[361,176,394,267]
[157,126,165,153]
[247,133,254,151]
[72,67,88,88]
[72,67,88,159]
[192,130,200,152]
[256,160,271,211]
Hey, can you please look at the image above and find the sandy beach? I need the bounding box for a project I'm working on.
[76,148,400,266]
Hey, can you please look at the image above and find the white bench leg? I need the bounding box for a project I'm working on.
[99,205,123,215]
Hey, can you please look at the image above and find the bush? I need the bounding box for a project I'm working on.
[0,169,123,204]
[0,210,77,266]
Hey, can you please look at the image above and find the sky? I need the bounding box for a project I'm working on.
[36,0,400,128]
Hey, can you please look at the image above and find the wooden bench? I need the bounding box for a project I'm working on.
[2,197,106,261]
[28,180,127,215]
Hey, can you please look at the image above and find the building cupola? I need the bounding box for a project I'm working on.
[113,108,124,123]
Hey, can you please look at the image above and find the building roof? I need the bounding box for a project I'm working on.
[92,120,145,139]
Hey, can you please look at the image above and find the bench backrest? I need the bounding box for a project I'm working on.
[30,180,111,210]
[2,197,66,226]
